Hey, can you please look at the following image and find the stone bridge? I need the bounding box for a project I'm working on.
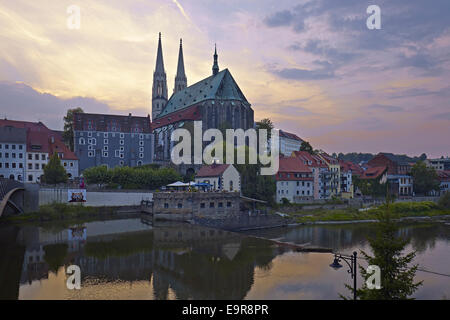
[0,178,25,217]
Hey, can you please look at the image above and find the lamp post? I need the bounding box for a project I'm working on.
[330,251,358,300]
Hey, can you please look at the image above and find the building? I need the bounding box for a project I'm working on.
[275,156,314,203]
[436,170,450,195]
[387,174,414,197]
[0,119,79,183]
[360,166,388,184]
[73,113,153,172]
[194,163,240,192]
[0,126,27,181]
[426,157,450,171]
[291,151,332,199]
[368,153,412,175]
[151,35,254,165]
[318,153,341,196]
[277,130,303,157]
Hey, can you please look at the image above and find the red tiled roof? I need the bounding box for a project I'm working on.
[276,157,313,181]
[339,160,364,175]
[292,151,328,168]
[360,166,387,180]
[319,152,339,165]
[27,131,50,153]
[437,170,450,182]
[196,164,230,177]
[152,105,202,130]
[73,113,151,133]
[49,137,78,160]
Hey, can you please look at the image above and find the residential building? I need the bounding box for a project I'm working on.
[426,157,450,171]
[275,156,314,203]
[436,170,450,195]
[0,126,27,181]
[387,175,414,197]
[277,130,304,157]
[73,113,153,172]
[360,166,388,184]
[318,153,341,196]
[338,160,364,199]
[194,163,240,192]
[292,151,332,199]
[0,119,79,183]
[368,153,412,175]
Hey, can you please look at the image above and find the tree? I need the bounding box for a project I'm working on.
[255,118,274,140]
[300,141,314,154]
[43,154,68,184]
[63,107,84,151]
[410,161,439,195]
[347,200,422,299]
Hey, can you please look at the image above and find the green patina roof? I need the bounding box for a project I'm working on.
[155,68,249,119]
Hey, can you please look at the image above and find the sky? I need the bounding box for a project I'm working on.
[0,0,449,158]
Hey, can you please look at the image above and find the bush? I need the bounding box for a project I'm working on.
[82,165,181,190]
[438,192,450,209]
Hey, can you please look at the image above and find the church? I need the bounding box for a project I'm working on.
[150,33,255,165]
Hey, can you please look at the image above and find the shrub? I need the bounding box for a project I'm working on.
[438,192,450,209]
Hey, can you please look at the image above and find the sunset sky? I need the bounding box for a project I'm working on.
[0,0,449,158]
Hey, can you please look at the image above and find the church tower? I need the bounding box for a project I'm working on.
[212,44,219,76]
[174,39,187,94]
[152,32,168,120]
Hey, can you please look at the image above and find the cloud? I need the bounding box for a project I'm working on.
[263,8,305,32]
[366,104,403,112]
[0,81,145,130]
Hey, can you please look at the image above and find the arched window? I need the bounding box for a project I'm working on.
[79,137,85,145]
[230,180,233,191]
[9,174,14,180]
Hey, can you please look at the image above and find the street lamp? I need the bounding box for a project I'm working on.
[330,251,358,300]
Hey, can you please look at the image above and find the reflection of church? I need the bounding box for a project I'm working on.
[151,33,255,164]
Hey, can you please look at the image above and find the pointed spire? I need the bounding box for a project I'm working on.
[155,32,165,74]
[212,43,219,76]
[174,38,187,94]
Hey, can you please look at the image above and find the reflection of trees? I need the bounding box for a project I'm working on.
[43,243,68,274]
[0,226,25,300]
[84,231,154,259]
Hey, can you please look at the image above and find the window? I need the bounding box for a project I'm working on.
[28,163,32,169]
[103,146,108,151]
[120,140,124,145]
[218,202,223,208]
[41,154,46,161]
[19,153,23,159]
[0,163,2,168]
[88,151,95,157]
[139,147,144,153]
[28,154,32,160]
[88,145,94,151]
[79,138,85,145]
[35,154,39,160]
[139,134,144,140]
[103,152,108,157]
[230,180,233,191]
[119,160,124,166]
[104,132,108,138]
[104,139,108,145]
[227,202,231,207]
[41,164,45,169]
[209,202,214,208]
[164,203,169,209]
[177,203,182,208]
[5,153,8,158]
[137,161,143,166]
[120,147,124,151]
[64,162,67,167]
[200,203,205,208]
[5,144,8,149]
[139,140,144,146]
[139,153,144,159]
[12,163,16,168]
[19,163,23,169]
[120,153,124,159]
[70,162,73,167]
[35,164,39,170]
[120,133,124,139]
[115,150,120,158]
[12,145,16,150]
[88,132,92,137]
[5,163,9,168]
[28,175,33,182]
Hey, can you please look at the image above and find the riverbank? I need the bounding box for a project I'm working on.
[2,202,141,225]
[279,201,450,224]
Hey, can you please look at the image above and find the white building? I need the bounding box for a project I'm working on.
[426,157,450,171]
[195,163,241,192]
[0,126,27,181]
[273,130,304,157]
[276,157,314,203]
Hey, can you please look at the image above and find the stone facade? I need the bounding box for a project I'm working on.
[153,191,241,219]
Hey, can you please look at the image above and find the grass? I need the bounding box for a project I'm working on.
[285,201,450,223]
[4,202,116,224]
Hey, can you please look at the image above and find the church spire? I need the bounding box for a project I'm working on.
[174,38,187,94]
[212,44,219,76]
[152,32,168,120]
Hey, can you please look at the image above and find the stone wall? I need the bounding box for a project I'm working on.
[153,191,241,219]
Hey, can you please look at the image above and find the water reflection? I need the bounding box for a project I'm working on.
[0,219,448,300]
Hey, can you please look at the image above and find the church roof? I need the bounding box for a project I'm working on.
[155,68,249,119]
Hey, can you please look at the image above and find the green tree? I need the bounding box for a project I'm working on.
[63,107,84,151]
[300,141,314,154]
[43,154,68,184]
[410,161,440,195]
[255,118,274,140]
[346,200,422,299]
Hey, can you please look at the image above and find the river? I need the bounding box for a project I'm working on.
[0,217,449,300]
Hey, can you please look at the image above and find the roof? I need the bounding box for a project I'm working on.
[279,130,303,142]
[319,152,339,165]
[292,151,328,168]
[0,119,49,132]
[49,137,78,160]
[437,170,450,182]
[360,166,387,180]
[278,157,312,173]
[156,68,249,119]
[0,126,27,143]
[196,164,231,177]
[152,105,201,130]
[377,153,411,166]
[73,113,152,133]
[27,131,50,153]
[339,160,364,175]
